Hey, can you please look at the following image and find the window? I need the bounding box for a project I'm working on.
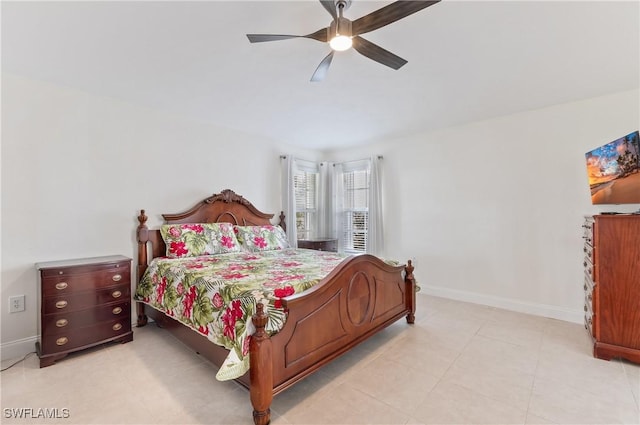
[341,167,370,254]
[283,155,381,254]
[294,169,318,240]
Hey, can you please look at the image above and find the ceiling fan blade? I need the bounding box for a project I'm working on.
[311,51,335,82]
[352,1,440,36]
[352,36,407,70]
[246,34,302,43]
[319,0,338,20]
[247,28,328,44]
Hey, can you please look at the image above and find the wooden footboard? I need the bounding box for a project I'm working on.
[134,190,416,425]
[248,255,415,424]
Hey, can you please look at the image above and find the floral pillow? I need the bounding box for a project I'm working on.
[234,225,290,252]
[160,222,242,258]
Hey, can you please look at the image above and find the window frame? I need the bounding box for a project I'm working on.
[340,162,370,254]
[293,161,319,241]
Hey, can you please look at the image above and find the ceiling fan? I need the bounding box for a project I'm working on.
[246,0,440,82]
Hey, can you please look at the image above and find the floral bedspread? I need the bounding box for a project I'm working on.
[135,248,348,380]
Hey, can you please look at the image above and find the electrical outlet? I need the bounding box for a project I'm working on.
[9,295,25,313]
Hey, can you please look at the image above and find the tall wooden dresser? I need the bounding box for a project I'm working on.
[36,255,133,367]
[582,215,640,363]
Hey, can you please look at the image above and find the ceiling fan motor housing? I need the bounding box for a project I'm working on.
[334,0,352,12]
[330,17,352,38]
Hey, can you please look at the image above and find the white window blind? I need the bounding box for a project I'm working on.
[293,164,318,240]
[341,166,370,253]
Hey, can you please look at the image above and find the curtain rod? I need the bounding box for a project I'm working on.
[280,155,382,160]
[332,156,383,166]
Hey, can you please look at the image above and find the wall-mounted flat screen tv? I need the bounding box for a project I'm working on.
[585,130,640,205]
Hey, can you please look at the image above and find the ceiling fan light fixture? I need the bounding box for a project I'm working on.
[329,14,353,51]
[329,35,352,51]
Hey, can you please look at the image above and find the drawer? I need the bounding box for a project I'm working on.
[582,243,594,264]
[42,301,130,336]
[297,239,338,252]
[582,218,594,245]
[43,285,130,315]
[42,267,130,296]
[583,257,595,281]
[584,314,595,339]
[583,273,594,294]
[584,292,594,315]
[41,319,132,355]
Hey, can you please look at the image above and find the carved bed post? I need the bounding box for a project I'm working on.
[278,211,286,232]
[136,209,149,327]
[250,303,273,425]
[405,260,416,324]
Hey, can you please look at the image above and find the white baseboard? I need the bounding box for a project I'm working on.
[422,284,584,324]
[1,335,38,362]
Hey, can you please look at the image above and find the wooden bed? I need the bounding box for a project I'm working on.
[135,189,416,425]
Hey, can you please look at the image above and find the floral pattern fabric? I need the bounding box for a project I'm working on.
[135,248,348,380]
[160,222,242,258]
[234,225,290,252]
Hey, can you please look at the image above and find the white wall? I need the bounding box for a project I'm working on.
[328,89,640,323]
[1,74,319,358]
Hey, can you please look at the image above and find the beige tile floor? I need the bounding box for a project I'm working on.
[2,294,639,424]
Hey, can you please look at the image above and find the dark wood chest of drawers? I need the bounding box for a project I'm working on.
[297,238,338,252]
[36,255,133,367]
[583,215,640,363]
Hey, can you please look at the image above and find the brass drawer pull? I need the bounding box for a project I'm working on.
[56,319,68,327]
[56,337,68,346]
[112,323,123,331]
[55,282,68,290]
[584,305,587,312]
[112,274,122,282]
[55,300,68,309]
[111,290,122,299]
[112,307,123,315]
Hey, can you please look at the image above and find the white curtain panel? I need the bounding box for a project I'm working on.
[367,156,384,256]
[333,162,345,253]
[280,155,298,247]
[317,161,336,239]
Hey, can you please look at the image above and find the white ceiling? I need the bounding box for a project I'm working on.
[2,1,639,150]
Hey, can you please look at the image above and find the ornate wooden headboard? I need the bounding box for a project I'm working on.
[136,189,283,281]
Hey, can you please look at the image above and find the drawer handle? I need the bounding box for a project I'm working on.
[112,323,123,331]
[583,283,587,291]
[588,293,592,302]
[55,282,68,290]
[55,300,68,309]
[56,319,68,327]
[112,290,122,299]
[584,305,587,312]
[583,261,587,268]
[112,307,123,315]
[112,274,122,282]
[56,337,68,346]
